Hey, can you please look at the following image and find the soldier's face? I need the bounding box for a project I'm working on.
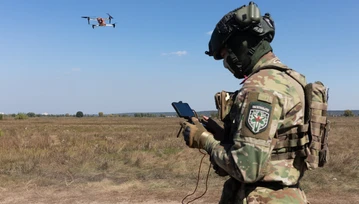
[220,48,228,67]
[221,48,236,75]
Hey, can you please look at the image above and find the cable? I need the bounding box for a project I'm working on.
[181,149,212,204]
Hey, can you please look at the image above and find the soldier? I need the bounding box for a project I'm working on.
[180,2,310,203]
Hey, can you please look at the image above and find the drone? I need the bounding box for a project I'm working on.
[81,13,116,29]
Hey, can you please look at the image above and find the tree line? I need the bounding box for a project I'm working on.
[0,110,357,120]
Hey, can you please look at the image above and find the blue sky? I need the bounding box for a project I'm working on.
[0,0,358,114]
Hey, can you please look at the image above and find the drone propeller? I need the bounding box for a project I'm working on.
[82,16,99,24]
[106,13,114,19]
[81,16,90,24]
[106,13,114,23]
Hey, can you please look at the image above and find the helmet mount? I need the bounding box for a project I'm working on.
[205,1,275,60]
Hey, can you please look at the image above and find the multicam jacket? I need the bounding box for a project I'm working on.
[208,52,308,186]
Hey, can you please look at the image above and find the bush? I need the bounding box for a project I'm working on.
[27,112,36,117]
[76,111,84,118]
[15,113,28,120]
[343,110,354,117]
[0,114,3,120]
[98,112,104,117]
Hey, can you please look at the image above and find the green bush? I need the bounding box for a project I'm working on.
[76,111,84,118]
[15,113,28,120]
[343,110,354,117]
[98,112,104,117]
[0,114,3,120]
[27,112,36,117]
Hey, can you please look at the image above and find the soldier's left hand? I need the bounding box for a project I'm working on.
[180,117,214,149]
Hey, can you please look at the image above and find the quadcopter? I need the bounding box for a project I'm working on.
[81,13,116,29]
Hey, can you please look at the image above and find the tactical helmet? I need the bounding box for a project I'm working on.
[205,1,275,60]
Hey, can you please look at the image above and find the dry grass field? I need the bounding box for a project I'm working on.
[0,116,358,204]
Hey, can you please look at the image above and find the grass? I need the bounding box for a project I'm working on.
[0,116,358,203]
[300,117,359,193]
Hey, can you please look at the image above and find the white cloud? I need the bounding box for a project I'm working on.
[206,30,213,35]
[161,51,187,56]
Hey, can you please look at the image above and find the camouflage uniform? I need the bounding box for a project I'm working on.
[206,52,309,204]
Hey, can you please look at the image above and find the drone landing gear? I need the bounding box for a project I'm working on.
[103,24,115,28]
[91,24,115,29]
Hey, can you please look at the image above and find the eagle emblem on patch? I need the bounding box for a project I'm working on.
[246,102,271,134]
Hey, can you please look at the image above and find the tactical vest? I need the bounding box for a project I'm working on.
[214,63,330,170]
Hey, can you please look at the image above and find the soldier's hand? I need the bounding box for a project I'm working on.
[180,117,214,149]
[200,116,224,141]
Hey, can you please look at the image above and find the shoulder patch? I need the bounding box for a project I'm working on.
[245,101,272,134]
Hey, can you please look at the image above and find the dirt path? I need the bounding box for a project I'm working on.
[0,183,358,204]
[0,180,217,204]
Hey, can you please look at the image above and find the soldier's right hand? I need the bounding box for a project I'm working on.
[180,117,216,150]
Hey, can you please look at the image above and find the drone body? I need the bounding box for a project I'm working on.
[81,13,116,29]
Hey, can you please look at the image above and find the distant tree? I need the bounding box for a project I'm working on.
[159,114,166,117]
[98,112,104,117]
[133,113,157,117]
[27,112,36,117]
[15,113,28,120]
[343,109,354,117]
[76,111,84,118]
[65,113,70,117]
[0,114,3,120]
